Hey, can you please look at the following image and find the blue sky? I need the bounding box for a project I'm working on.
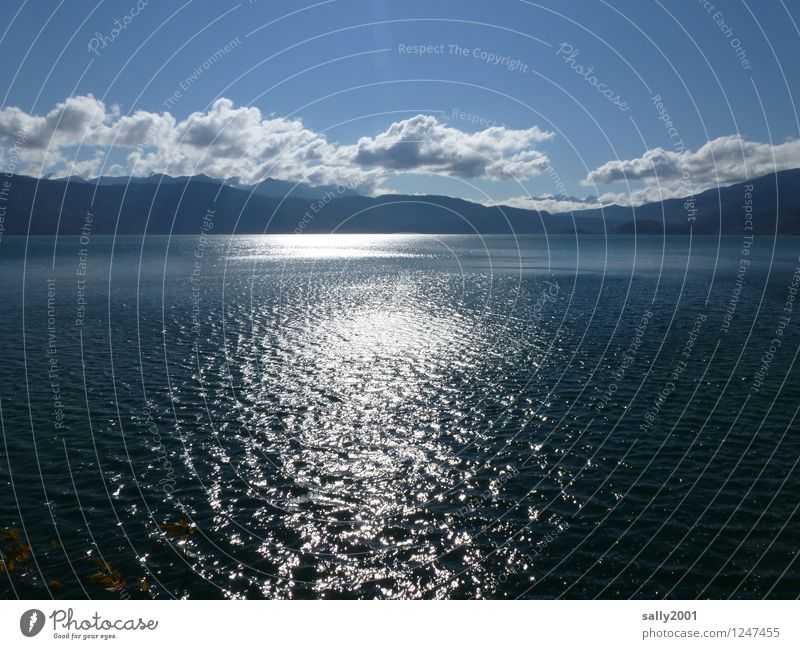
[1,0,799,210]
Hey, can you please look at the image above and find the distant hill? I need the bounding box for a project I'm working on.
[565,169,800,235]
[234,176,361,200]
[58,172,359,200]
[3,170,800,236]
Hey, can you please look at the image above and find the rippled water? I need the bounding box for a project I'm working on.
[1,234,798,598]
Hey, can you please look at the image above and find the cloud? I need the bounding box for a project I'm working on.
[0,96,554,193]
[343,114,553,180]
[0,95,110,172]
[0,95,106,149]
[130,97,341,186]
[585,135,800,203]
[487,194,605,213]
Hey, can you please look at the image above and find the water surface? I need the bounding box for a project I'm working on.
[1,234,798,598]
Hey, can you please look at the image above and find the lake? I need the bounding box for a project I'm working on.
[0,234,798,598]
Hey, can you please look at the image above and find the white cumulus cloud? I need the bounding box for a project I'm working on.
[343,114,553,180]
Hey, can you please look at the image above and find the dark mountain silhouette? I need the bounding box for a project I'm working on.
[59,173,361,200]
[236,176,361,200]
[2,170,800,236]
[59,172,222,187]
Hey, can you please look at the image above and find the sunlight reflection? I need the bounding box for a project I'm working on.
[238,234,422,260]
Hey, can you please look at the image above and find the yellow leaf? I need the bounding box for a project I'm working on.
[49,578,62,588]
[88,566,126,591]
[139,577,149,592]
[9,544,31,563]
[158,519,195,539]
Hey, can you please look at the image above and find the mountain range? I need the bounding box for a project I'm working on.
[3,169,800,236]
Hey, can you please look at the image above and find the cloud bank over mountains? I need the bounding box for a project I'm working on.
[0,94,554,194]
[484,134,800,213]
[0,94,796,212]
[583,134,800,207]
[487,194,605,213]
